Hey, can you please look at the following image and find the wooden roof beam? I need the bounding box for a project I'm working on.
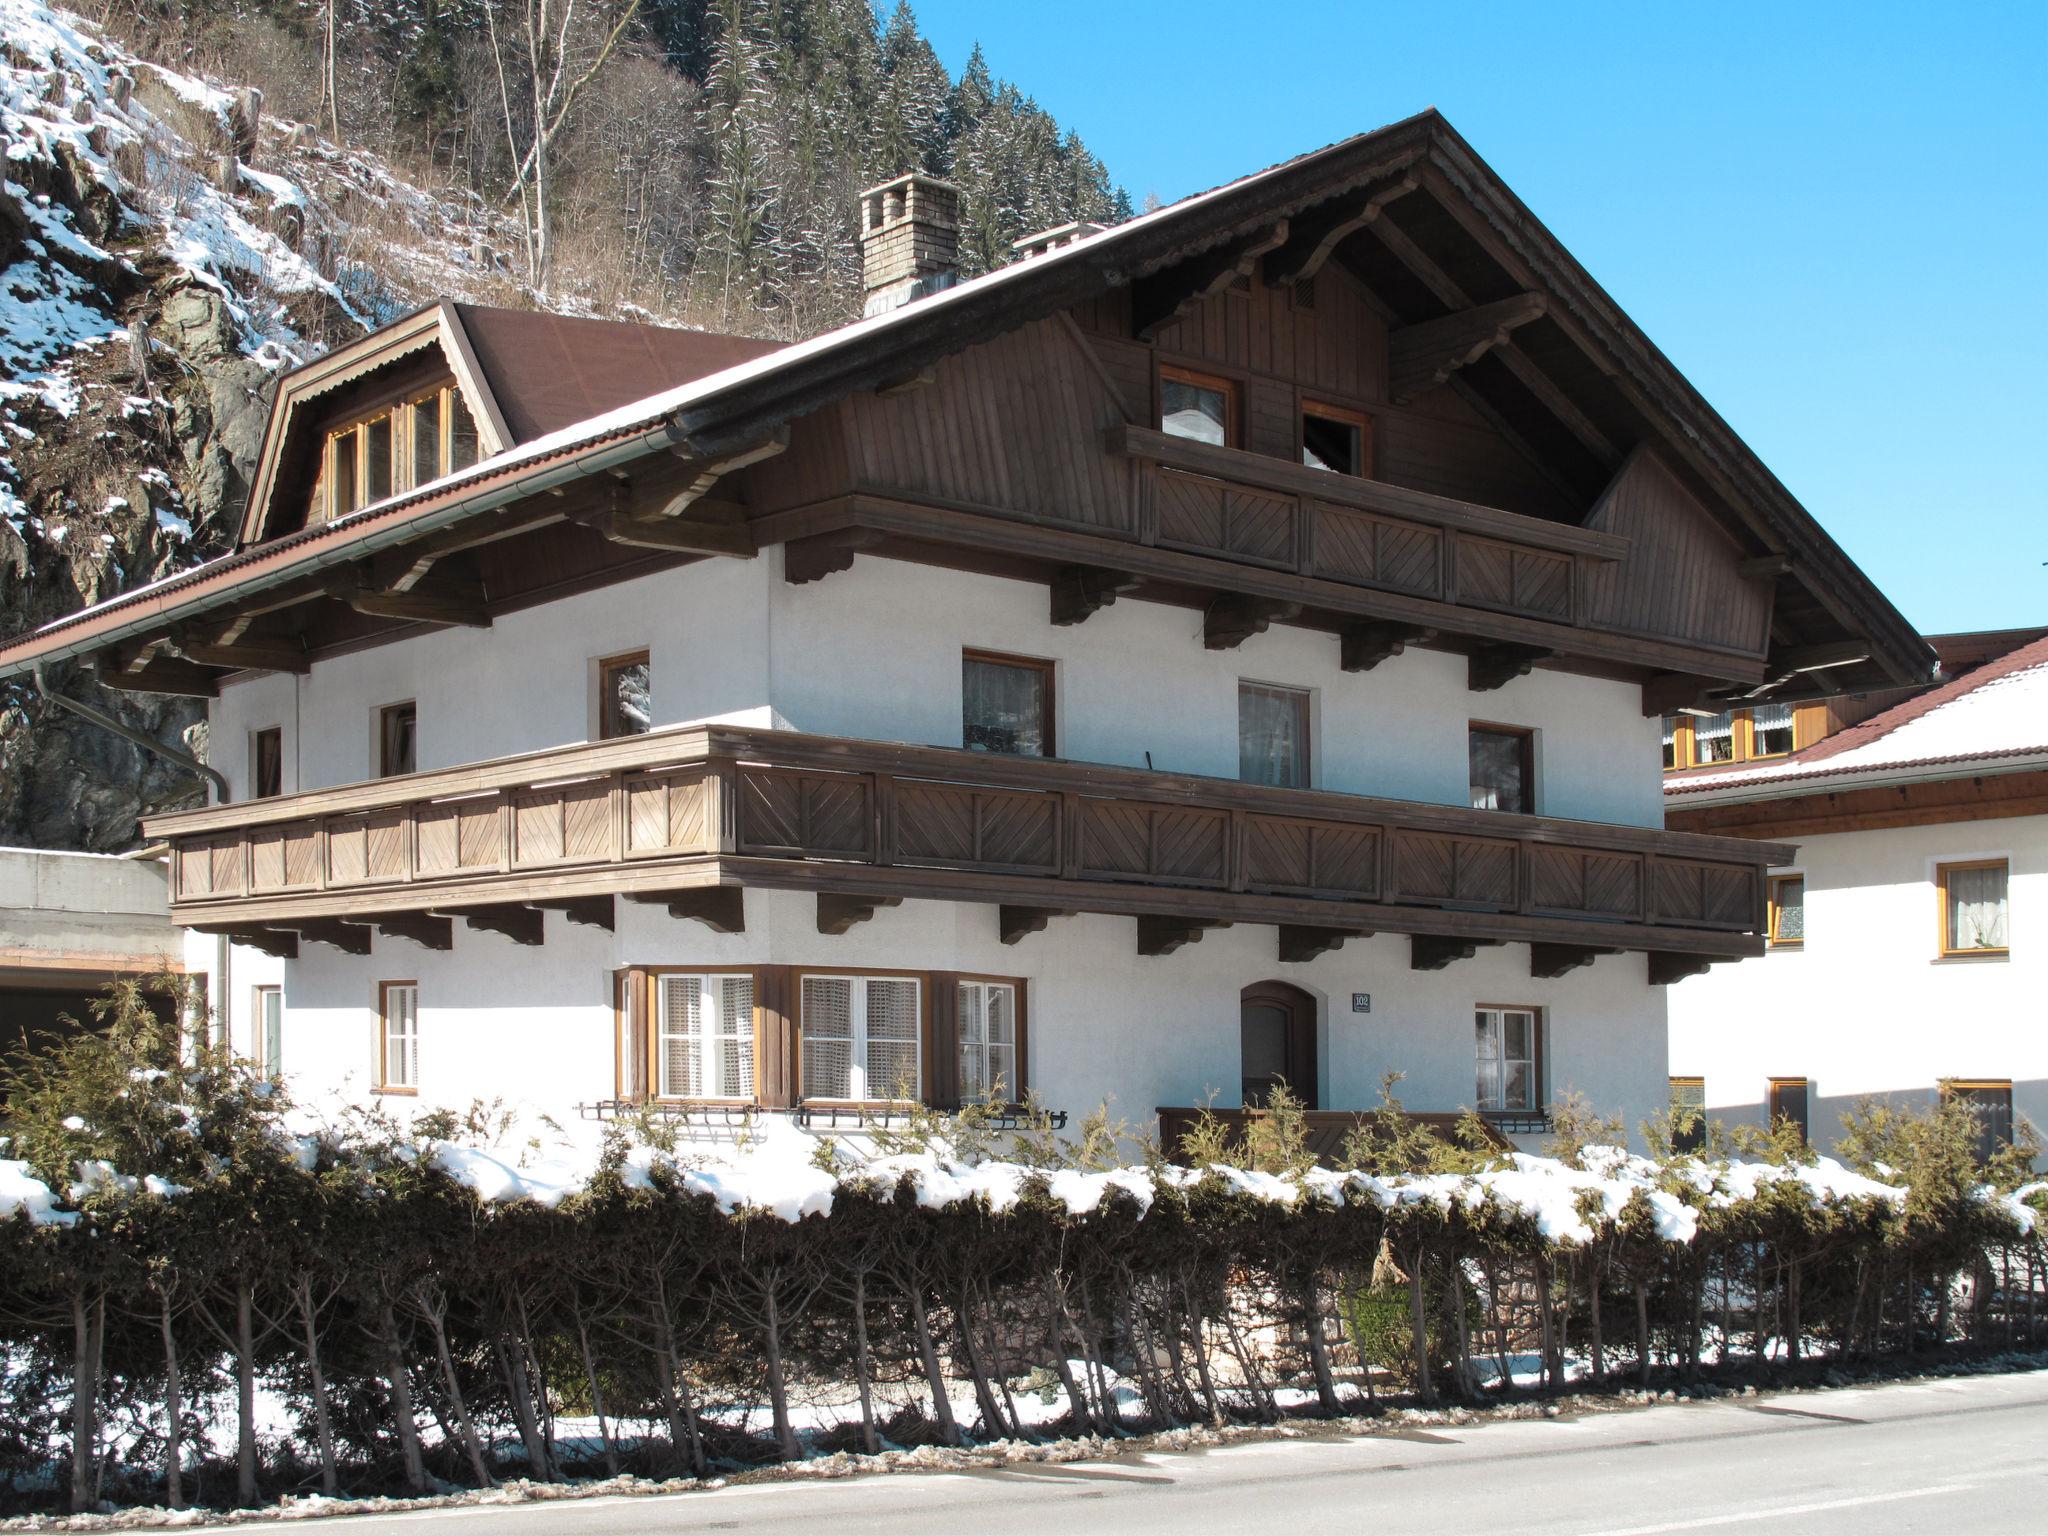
[785,527,883,585]
[531,895,615,931]
[446,903,546,947]
[377,913,454,951]
[1278,925,1370,964]
[1204,593,1301,650]
[290,920,373,955]
[1050,564,1140,626]
[1648,951,1717,986]
[1642,672,1725,718]
[1387,292,1546,405]
[1530,943,1616,979]
[1412,934,1499,971]
[91,652,221,698]
[1261,174,1419,288]
[818,892,902,935]
[1341,620,1432,672]
[1468,643,1551,693]
[1000,904,1074,945]
[171,624,311,675]
[194,924,298,959]
[633,886,745,933]
[1494,343,1623,469]
[1131,221,1290,341]
[1137,915,1227,957]
[660,427,789,518]
[323,563,489,628]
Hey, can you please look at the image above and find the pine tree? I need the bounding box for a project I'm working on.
[699,0,784,323]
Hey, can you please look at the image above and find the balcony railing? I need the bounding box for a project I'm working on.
[145,725,1788,958]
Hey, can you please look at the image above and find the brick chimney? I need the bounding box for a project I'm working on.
[859,173,961,318]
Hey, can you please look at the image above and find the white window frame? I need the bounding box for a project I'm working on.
[957,979,1019,1104]
[800,973,923,1103]
[253,984,283,1080]
[654,972,756,1101]
[378,982,419,1092]
[1475,1006,1540,1113]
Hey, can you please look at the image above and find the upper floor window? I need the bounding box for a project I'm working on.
[657,973,755,1100]
[251,726,283,799]
[1159,365,1236,447]
[1767,874,1805,947]
[1664,704,1809,771]
[1475,1006,1541,1114]
[963,650,1054,756]
[378,701,417,778]
[1938,859,2008,956]
[1767,1076,1809,1142]
[800,973,921,1102]
[599,650,651,740]
[310,384,481,525]
[1301,400,1371,476]
[1468,724,1534,814]
[1239,681,1310,789]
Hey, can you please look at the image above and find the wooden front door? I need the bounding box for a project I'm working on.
[1240,981,1318,1108]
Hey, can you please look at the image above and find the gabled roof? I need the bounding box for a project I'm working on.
[0,111,1934,690]
[238,302,783,546]
[1666,630,2048,800]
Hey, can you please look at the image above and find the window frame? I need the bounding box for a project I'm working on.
[1940,1079,2015,1164]
[1664,704,1819,772]
[1157,362,1241,448]
[251,725,283,800]
[1936,858,2010,958]
[1767,1076,1810,1143]
[1237,678,1313,790]
[377,700,418,779]
[252,984,283,1080]
[597,649,653,742]
[1299,397,1374,477]
[955,975,1026,1106]
[1474,1004,1544,1115]
[312,382,480,525]
[1467,721,1536,815]
[376,981,419,1094]
[961,648,1056,758]
[796,968,926,1106]
[1668,1076,1706,1154]
[651,969,758,1103]
[1767,872,1805,948]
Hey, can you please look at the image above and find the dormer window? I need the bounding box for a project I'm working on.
[310,384,481,525]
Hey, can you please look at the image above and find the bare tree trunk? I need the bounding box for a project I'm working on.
[1044,1276,1092,1431]
[573,1307,620,1476]
[378,1302,428,1495]
[1407,1248,1436,1406]
[1180,1285,1225,1426]
[234,1280,260,1506]
[650,1288,706,1477]
[849,1269,880,1455]
[905,1278,962,1446]
[70,1290,103,1515]
[1635,1282,1653,1388]
[159,1294,184,1509]
[1299,1274,1341,1415]
[761,1284,801,1460]
[295,1279,339,1494]
[499,1336,551,1479]
[421,1302,492,1487]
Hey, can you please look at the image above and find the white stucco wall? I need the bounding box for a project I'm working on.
[1668,811,2048,1164]
[189,887,1668,1143]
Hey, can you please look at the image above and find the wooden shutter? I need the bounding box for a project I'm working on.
[615,968,647,1101]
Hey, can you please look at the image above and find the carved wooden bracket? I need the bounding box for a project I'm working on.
[292,920,373,955]
[1411,934,1498,971]
[817,892,903,935]
[999,904,1074,945]
[196,924,297,959]
[323,565,489,628]
[451,903,546,947]
[91,653,221,698]
[1529,943,1616,979]
[1340,621,1431,673]
[1468,643,1551,693]
[1203,593,1301,650]
[785,527,884,585]
[376,913,454,951]
[660,428,789,517]
[172,624,310,675]
[1262,174,1419,288]
[531,896,615,931]
[1050,564,1140,626]
[1278,925,1367,964]
[640,887,746,934]
[1137,915,1227,956]
[1132,221,1290,340]
[1648,952,1717,986]
[1388,292,1547,405]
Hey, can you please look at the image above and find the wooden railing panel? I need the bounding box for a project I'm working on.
[735,767,872,860]
[1077,797,1230,888]
[1241,815,1382,900]
[1388,828,1519,909]
[892,779,1060,876]
[1527,846,1644,921]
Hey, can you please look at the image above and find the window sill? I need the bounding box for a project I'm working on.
[1767,940,1803,951]
[1935,949,2009,963]
[373,1085,418,1097]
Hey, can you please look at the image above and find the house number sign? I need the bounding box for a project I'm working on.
[1351,993,1372,1014]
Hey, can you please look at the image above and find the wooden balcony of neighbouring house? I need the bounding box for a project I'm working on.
[141,724,1791,977]
[1156,1105,1517,1167]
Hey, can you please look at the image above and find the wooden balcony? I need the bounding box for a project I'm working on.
[144,726,1790,969]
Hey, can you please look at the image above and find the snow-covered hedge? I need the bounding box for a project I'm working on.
[1,979,2043,1515]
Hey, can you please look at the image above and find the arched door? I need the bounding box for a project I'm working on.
[1240,981,1318,1108]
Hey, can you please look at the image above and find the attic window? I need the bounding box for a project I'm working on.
[311,384,483,524]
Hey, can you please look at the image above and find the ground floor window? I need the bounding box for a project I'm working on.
[1669,1076,1706,1153]
[1475,1006,1541,1113]
[378,982,418,1092]
[957,979,1019,1103]
[656,973,755,1100]
[1767,1077,1809,1142]
[1941,1080,2014,1164]
[253,985,282,1080]
[800,973,922,1102]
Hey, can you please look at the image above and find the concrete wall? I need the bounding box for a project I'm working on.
[189,887,1668,1144]
[0,846,179,970]
[1668,812,2048,1165]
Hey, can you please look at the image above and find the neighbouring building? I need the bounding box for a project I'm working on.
[1664,629,2048,1166]
[0,113,1931,1151]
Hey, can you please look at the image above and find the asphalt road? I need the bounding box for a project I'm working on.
[316,1369,2048,1535]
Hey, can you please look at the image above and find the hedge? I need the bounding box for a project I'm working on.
[0,976,2042,1515]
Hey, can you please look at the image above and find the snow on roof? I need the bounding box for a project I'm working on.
[1667,632,2048,797]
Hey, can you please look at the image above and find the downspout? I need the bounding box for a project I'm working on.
[31,661,230,806]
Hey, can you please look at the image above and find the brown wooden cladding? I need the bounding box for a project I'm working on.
[152,726,1781,950]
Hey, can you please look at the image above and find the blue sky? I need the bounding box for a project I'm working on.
[911,0,2047,636]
